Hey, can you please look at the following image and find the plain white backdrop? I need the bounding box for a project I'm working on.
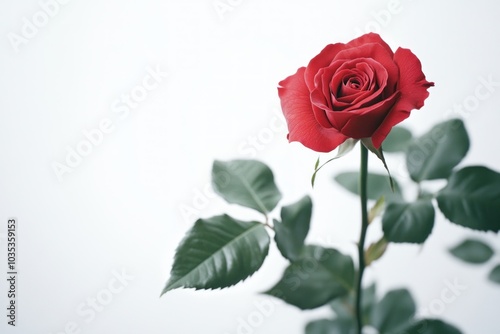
[1,1,500,333]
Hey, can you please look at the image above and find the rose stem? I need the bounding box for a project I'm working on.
[355,144,369,334]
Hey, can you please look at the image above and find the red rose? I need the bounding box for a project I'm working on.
[278,33,434,152]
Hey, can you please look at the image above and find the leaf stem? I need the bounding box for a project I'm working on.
[355,144,369,334]
[263,214,274,230]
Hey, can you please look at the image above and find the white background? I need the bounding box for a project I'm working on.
[1,1,500,333]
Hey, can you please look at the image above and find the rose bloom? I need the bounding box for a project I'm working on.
[278,33,434,152]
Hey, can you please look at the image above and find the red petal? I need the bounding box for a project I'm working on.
[334,43,399,94]
[304,43,346,90]
[330,92,400,138]
[304,33,395,92]
[278,67,349,152]
[394,47,434,109]
[371,48,434,148]
[346,33,394,58]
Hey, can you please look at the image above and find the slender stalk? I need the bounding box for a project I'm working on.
[355,144,369,334]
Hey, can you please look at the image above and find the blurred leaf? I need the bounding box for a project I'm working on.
[265,246,354,310]
[371,289,416,333]
[212,159,281,214]
[368,196,385,224]
[330,284,376,325]
[406,119,469,182]
[365,238,389,265]
[382,126,413,153]
[382,200,435,244]
[312,139,358,187]
[360,283,377,325]
[437,166,500,232]
[305,318,355,334]
[334,172,402,202]
[274,196,312,261]
[161,215,269,295]
[449,239,494,264]
[330,298,354,320]
[488,264,500,284]
[401,319,462,334]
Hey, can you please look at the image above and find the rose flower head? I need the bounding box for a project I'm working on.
[278,33,434,152]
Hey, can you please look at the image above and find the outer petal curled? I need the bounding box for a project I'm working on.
[371,47,434,147]
[345,33,394,57]
[278,67,349,152]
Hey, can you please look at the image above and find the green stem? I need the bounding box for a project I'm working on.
[355,144,369,334]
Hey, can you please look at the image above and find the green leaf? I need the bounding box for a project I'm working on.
[305,318,355,334]
[265,245,354,310]
[406,118,469,182]
[274,196,312,261]
[161,215,269,295]
[371,288,416,333]
[488,264,500,284]
[382,200,435,243]
[329,298,354,320]
[334,172,402,202]
[361,283,377,324]
[365,237,389,265]
[449,239,494,264]
[311,139,358,187]
[330,284,376,325]
[401,319,462,334]
[436,166,500,232]
[382,126,413,153]
[212,159,281,214]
